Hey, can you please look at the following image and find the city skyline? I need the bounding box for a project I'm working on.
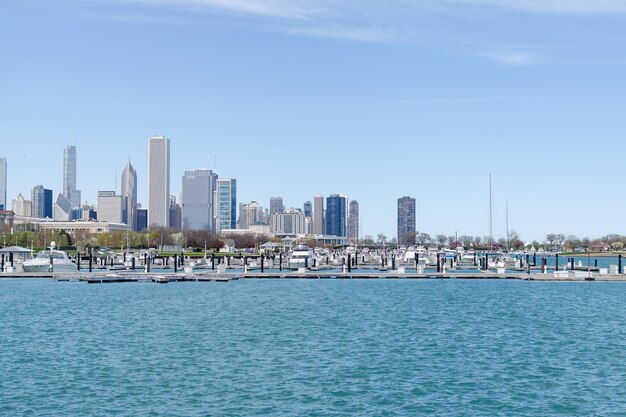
[3,1,626,240]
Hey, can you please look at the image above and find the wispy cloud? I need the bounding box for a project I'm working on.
[286,24,403,43]
[399,95,548,104]
[120,0,626,17]
[443,0,626,14]
[479,51,540,65]
[75,0,626,65]
[121,0,331,19]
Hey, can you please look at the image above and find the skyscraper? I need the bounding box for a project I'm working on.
[313,195,324,235]
[239,201,261,229]
[0,157,7,210]
[136,208,148,232]
[121,160,138,231]
[348,200,359,244]
[269,197,284,216]
[148,135,170,228]
[63,146,81,209]
[216,178,236,232]
[31,186,53,219]
[53,193,72,221]
[325,194,347,237]
[11,193,32,217]
[97,191,124,223]
[303,201,312,218]
[182,169,218,231]
[169,195,182,230]
[271,208,306,235]
[397,196,416,245]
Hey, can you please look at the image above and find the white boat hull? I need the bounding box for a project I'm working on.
[23,261,78,273]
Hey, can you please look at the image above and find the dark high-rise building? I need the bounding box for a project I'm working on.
[137,208,148,231]
[397,196,416,245]
[31,185,53,218]
[169,195,182,230]
[269,197,284,216]
[348,200,359,244]
[303,201,312,218]
[325,194,347,238]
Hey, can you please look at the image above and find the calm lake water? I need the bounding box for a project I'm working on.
[2,279,626,416]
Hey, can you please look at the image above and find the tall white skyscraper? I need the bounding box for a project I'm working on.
[63,146,81,209]
[0,157,6,211]
[121,160,138,231]
[148,135,170,228]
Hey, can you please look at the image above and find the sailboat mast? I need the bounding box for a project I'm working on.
[489,174,493,251]
[506,201,509,252]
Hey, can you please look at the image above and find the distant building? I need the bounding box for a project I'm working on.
[269,197,284,216]
[136,208,148,232]
[397,196,416,245]
[97,191,125,224]
[31,185,53,219]
[121,160,138,231]
[239,201,261,229]
[12,217,129,234]
[63,146,81,209]
[303,201,312,218]
[182,169,218,231]
[0,210,15,231]
[271,208,306,235]
[11,194,32,217]
[169,195,182,230]
[53,193,73,221]
[325,194,347,238]
[148,135,170,228]
[216,179,236,232]
[348,200,359,244]
[0,158,6,211]
[313,195,324,235]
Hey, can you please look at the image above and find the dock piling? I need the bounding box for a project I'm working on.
[556,254,559,271]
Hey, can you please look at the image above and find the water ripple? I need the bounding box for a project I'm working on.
[1,279,626,416]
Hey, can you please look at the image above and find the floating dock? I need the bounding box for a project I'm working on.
[2,269,625,282]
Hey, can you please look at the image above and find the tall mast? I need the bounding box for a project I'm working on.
[506,201,509,252]
[489,174,493,252]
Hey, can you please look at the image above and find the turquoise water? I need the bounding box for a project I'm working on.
[2,279,626,416]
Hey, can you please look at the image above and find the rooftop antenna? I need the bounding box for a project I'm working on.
[489,173,493,252]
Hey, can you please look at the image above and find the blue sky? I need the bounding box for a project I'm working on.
[2,0,626,241]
